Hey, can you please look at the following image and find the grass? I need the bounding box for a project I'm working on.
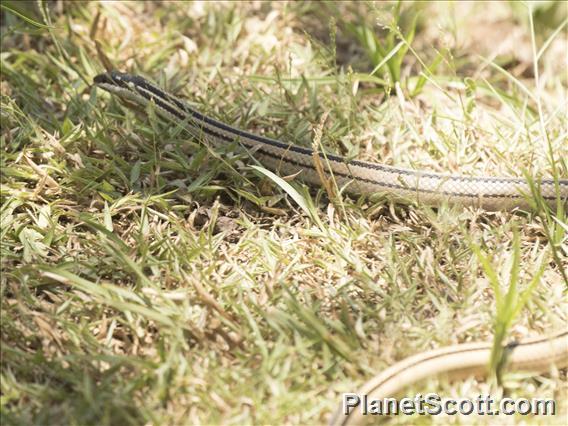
[1,1,567,425]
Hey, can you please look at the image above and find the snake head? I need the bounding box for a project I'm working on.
[93,70,136,89]
[93,71,153,105]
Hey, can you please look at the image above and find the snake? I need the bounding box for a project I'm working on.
[93,71,567,211]
[93,71,568,424]
[329,331,568,424]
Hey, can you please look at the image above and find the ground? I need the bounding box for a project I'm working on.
[1,1,567,425]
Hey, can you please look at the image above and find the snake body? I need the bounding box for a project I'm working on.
[330,331,568,425]
[94,71,568,424]
[93,71,567,211]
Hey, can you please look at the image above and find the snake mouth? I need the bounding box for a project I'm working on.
[93,73,110,85]
[93,71,123,86]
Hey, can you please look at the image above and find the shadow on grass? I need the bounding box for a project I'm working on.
[1,343,150,425]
